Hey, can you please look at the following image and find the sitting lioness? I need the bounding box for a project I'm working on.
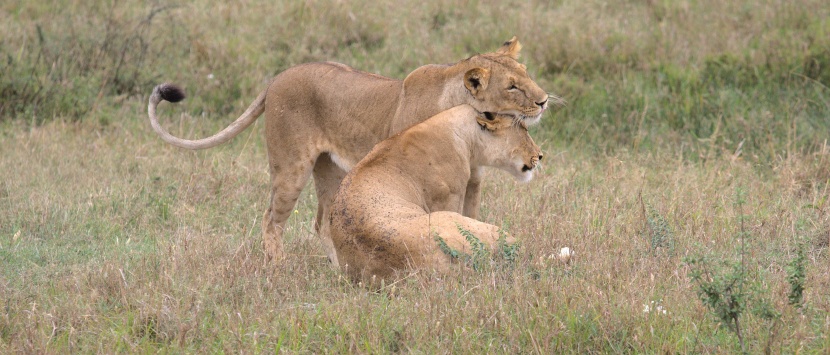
[328,105,542,284]
[147,37,555,263]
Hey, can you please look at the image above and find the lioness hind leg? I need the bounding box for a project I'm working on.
[406,212,516,271]
[262,157,315,262]
[312,153,348,265]
[462,167,483,220]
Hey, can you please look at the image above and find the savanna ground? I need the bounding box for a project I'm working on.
[1,0,829,352]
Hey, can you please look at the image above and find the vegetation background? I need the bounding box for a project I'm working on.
[1,0,828,352]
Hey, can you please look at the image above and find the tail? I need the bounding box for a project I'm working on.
[147,83,267,150]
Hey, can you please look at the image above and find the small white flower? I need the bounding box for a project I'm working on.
[644,300,668,315]
[558,247,574,264]
[207,73,215,80]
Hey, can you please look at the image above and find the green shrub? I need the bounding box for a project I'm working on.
[434,225,519,272]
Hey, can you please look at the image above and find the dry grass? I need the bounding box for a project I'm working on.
[1,107,827,352]
[1,0,829,352]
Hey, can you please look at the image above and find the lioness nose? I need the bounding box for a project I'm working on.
[538,153,544,161]
[535,99,547,107]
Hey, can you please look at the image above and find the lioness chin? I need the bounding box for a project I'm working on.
[147,37,559,264]
[327,104,542,286]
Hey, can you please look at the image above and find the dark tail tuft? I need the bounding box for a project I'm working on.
[157,83,186,103]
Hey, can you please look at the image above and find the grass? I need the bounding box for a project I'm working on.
[1,0,829,352]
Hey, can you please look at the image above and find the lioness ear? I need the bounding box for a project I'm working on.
[475,112,503,131]
[464,67,490,97]
[496,36,522,59]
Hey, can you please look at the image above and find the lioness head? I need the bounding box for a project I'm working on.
[462,37,557,126]
[475,112,543,183]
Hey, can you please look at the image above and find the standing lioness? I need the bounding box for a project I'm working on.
[147,37,554,263]
[328,105,542,284]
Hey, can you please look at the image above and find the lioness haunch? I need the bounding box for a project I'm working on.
[327,104,542,285]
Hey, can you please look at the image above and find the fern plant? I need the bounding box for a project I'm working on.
[433,225,520,272]
[786,242,806,308]
[684,187,751,352]
[457,224,490,271]
[497,229,519,265]
[641,199,676,256]
[435,234,461,260]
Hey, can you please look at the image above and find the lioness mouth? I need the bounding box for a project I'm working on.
[522,165,533,172]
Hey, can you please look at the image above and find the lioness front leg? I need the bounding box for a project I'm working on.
[462,167,483,219]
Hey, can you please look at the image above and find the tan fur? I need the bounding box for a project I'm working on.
[327,105,542,285]
[147,37,553,263]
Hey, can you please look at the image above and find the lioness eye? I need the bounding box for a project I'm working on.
[508,85,518,91]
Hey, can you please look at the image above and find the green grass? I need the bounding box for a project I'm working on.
[2,0,829,353]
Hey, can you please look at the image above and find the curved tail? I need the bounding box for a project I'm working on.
[147,83,267,150]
